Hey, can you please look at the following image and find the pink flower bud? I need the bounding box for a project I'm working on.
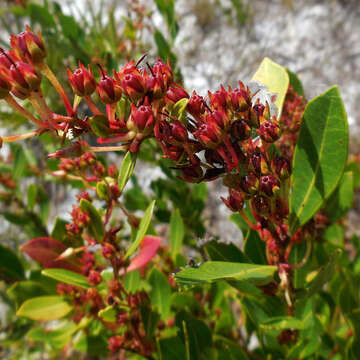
[250,195,270,216]
[221,189,244,212]
[108,336,124,352]
[88,270,102,285]
[67,62,96,97]
[169,121,188,143]
[97,74,122,104]
[259,120,281,143]
[146,73,166,99]
[194,121,222,148]
[259,174,280,197]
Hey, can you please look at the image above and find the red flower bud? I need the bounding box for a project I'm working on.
[230,87,251,112]
[194,121,222,148]
[146,73,166,99]
[250,195,270,216]
[67,62,96,97]
[101,243,115,259]
[272,156,291,179]
[108,336,124,352]
[231,119,251,141]
[152,58,173,87]
[249,151,270,175]
[187,91,205,117]
[178,164,203,183]
[10,26,46,64]
[165,85,189,104]
[131,104,154,133]
[9,62,41,96]
[88,270,102,285]
[240,173,259,195]
[259,174,280,197]
[221,189,244,212]
[259,120,281,143]
[208,85,228,110]
[169,121,189,143]
[97,73,122,104]
[0,69,11,99]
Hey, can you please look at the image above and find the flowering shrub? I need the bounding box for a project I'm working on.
[1,5,360,360]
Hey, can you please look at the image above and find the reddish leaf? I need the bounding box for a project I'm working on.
[21,237,82,273]
[122,236,162,274]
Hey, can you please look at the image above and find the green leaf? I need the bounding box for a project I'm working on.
[28,4,56,28]
[286,68,304,96]
[11,144,27,180]
[17,296,72,320]
[325,171,354,222]
[89,115,111,138]
[42,269,90,289]
[304,249,342,298]
[175,311,212,360]
[98,306,116,322]
[204,240,248,263]
[289,86,348,233]
[158,336,187,360]
[7,281,49,308]
[58,13,81,40]
[148,268,171,320]
[154,29,171,60]
[124,270,140,294]
[251,57,289,117]
[27,184,38,210]
[141,306,160,339]
[170,209,184,259]
[243,230,267,264]
[0,244,24,281]
[79,199,104,241]
[260,316,306,331]
[51,217,69,243]
[171,98,189,123]
[175,262,276,286]
[118,151,137,193]
[125,200,155,259]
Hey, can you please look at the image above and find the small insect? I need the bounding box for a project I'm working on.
[188,259,201,268]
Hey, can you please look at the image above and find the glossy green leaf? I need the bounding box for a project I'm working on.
[287,68,304,96]
[141,306,159,339]
[260,316,306,331]
[79,199,104,241]
[0,244,24,281]
[204,240,248,263]
[42,269,90,289]
[28,4,56,28]
[175,262,276,286]
[27,184,38,210]
[125,200,155,259]
[289,86,348,233]
[325,171,354,222]
[170,209,184,259]
[17,296,72,321]
[51,217,69,243]
[154,29,171,61]
[118,151,137,193]
[148,268,171,320]
[251,57,289,117]
[58,13,81,40]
